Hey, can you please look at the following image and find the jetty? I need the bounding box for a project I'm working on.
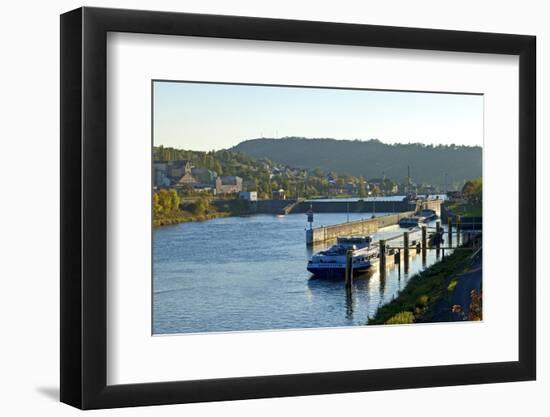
[306,211,416,246]
[341,222,482,289]
[305,197,443,246]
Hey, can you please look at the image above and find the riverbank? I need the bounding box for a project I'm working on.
[154,198,252,227]
[444,201,482,217]
[368,245,475,325]
[153,209,231,227]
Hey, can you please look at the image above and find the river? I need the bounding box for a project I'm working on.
[153,212,448,334]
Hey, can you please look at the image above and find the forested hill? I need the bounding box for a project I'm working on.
[232,137,481,186]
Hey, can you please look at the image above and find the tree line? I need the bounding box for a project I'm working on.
[233,137,482,188]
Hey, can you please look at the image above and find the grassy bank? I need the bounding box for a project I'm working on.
[368,247,472,325]
[445,201,482,217]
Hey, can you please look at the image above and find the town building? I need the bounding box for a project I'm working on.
[153,162,170,188]
[174,172,197,188]
[191,167,217,184]
[272,189,286,200]
[215,176,243,194]
[192,184,214,193]
[344,182,357,195]
[153,159,193,188]
[238,191,258,202]
[369,178,399,194]
[166,160,192,178]
[446,190,463,200]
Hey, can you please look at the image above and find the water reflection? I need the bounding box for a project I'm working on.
[345,290,353,320]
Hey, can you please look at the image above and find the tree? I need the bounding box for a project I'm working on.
[168,189,180,211]
[381,179,397,194]
[154,188,181,217]
[358,177,367,198]
[213,160,223,176]
[153,192,162,217]
[462,178,482,204]
[250,178,259,192]
[157,189,171,211]
[192,196,209,215]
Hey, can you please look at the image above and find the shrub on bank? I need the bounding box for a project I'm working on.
[385,311,415,325]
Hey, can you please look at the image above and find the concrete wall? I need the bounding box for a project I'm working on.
[416,199,443,216]
[253,198,441,215]
[255,199,297,213]
[306,211,416,245]
[295,200,415,214]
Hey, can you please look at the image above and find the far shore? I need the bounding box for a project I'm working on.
[153,210,233,227]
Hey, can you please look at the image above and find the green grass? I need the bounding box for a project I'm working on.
[368,248,472,325]
[446,202,482,217]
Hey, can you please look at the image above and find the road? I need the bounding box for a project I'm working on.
[428,252,482,322]
[449,254,482,320]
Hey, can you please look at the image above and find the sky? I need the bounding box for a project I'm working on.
[153,81,483,151]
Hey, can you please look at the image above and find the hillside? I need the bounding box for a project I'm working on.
[232,137,481,186]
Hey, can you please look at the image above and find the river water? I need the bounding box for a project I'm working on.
[153,212,448,334]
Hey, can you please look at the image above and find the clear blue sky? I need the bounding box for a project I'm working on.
[153,81,483,151]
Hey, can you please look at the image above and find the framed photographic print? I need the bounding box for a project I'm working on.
[60,6,536,409]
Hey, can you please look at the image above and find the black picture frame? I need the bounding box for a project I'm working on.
[60,6,536,410]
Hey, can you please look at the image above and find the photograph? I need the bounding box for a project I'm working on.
[0,1,542,414]
[152,81,483,334]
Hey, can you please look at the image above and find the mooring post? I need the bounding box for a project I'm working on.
[436,220,441,246]
[403,232,410,273]
[421,225,427,264]
[379,239,386,273]
[345,250,353,291]
[448,217,453,247]
[421,225,427,250]
[457,216,461,245]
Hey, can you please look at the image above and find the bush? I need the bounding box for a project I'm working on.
[385,311,415,325]
[192,197,209,215]
[447,279,458,292]
[416,294,429,307]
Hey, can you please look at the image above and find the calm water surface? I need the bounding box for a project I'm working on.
[153,213,448,334]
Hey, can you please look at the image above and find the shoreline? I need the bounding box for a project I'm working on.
[153,210,233,227]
